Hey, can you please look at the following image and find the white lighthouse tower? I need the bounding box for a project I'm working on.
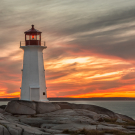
[20,25,48,101]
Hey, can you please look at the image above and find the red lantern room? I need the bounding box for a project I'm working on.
[24,25,42,46]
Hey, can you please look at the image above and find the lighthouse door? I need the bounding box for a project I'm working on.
[30,88,39,101]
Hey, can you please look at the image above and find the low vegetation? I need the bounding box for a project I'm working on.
[97,117,117,123]
[121,121,135,126]
[98,117,135,127]
[63,129,104,135]
[63,129,134,135]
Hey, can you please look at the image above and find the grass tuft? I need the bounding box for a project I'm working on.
[98,117,135,127]
[63,129,104,135]
[63,129,134,135]
[98,117,117,123]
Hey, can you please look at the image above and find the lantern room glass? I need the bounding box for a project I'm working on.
[37,35,40,40]
[26,35,40,40]
[30,35,36,40]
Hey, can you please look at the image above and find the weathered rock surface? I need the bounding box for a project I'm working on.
[57,102,116,118]
[0,100,134,135]
[5,100,61,115]
[5,100,36,115]
[36,102,61,114]
[0,115,49,135]
[0,108,4,113]
[116,113,134,122]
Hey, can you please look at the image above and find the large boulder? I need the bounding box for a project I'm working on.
[4,100,134,123]
[5,100,36,115]
[5,100,61,115]
[116,113,134,122]
[55,102,116,118]
[35,102,61,114]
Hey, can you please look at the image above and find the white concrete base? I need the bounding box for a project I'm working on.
[20,45,48,101]
[40,99,49,102]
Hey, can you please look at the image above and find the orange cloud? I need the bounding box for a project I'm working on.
[0,88,20,98]
[69,85,135,98]
[44,55,135,98]
[1,45,135,98]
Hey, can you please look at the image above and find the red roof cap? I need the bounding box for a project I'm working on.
[24,25,42,33]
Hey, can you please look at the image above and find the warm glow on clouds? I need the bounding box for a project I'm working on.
[70,85,135,98]
[1,0,135,98]
[0,89,20,98]
[1,54,135,98]
[44,56,135,97]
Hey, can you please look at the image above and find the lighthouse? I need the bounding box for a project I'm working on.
[20,25,48,101]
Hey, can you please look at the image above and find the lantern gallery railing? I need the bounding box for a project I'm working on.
[20,41,46,47]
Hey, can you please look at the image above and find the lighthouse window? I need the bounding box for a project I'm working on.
[37,35,40,40]
[26,35,30,40]
[43,92,45,95]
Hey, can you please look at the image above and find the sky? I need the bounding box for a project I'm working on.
[1,0,135,98]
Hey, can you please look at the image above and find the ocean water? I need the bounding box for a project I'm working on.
[1,100,135,119]
[0,101,8,105]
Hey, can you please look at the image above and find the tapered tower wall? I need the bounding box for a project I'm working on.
[20,45,48,101]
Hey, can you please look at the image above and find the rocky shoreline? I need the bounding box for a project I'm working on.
[0,100,135,135]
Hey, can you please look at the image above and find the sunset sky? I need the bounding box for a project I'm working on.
[1,0,135,98]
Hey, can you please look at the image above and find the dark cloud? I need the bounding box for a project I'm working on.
[121,71,135,80]
[42,5,135,61]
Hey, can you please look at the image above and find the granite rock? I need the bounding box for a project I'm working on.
[36,102,61,114]
[5,100,36,115]
[1,100,135,135]
[56,102,116,118]
[0,108,4,113]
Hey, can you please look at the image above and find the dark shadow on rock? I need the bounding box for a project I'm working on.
[0,105,6,109]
